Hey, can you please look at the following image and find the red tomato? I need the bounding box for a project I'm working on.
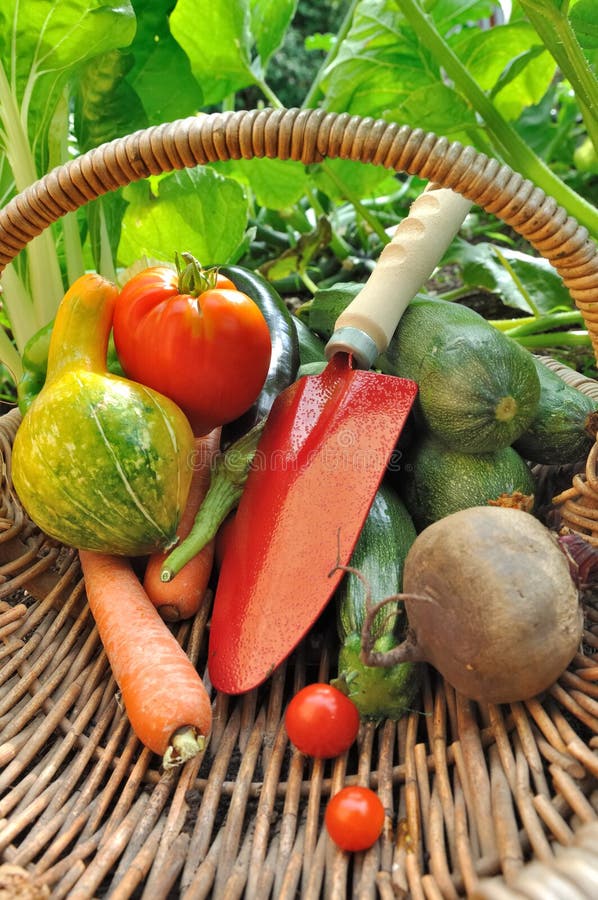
[112,261,272,435]
[284,683,360,758]
[325,786,385,852]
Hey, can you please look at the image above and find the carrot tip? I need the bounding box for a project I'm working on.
[163,726,207,770]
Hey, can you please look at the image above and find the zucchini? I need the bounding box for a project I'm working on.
[398,432,536,532]
[378,297,541,453]
[513,356,598,465]
[332,480,421,720]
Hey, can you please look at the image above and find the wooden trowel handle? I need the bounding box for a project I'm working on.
[327,185,472,367]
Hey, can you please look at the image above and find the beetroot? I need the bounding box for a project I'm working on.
[361,506,583,705]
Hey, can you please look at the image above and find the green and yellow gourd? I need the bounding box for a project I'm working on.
[12,273,195,556]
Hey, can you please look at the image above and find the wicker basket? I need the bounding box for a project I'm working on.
[0,107,597,900]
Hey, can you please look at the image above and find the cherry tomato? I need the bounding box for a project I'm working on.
[325,786,385,852]
[284,683,360,758]
[113,257,272,435]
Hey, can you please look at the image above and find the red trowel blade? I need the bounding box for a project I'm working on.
[208,353,417,694]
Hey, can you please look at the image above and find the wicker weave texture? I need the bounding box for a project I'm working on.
[0,110,597,898]
[0,453,596,899]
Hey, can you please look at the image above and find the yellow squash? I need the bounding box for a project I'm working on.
[12,273,195,556]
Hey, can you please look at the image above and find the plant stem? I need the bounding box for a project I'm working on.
[306,188,353,260]
[319,161,390,244]
[490,315,538,332]
[96,202,118,282]
[161,421,265,581]
[393,0,598,239]
[0,263,35,359]
[255,77,284,109]
[299,270,319,295]
[512,331,591,349]
[0,61,64,341]
[492,246,540,317]
[302,0,361,108]
[518,0,598,153]
[501,310,585,337]
[0,61,37,190]
[0,311,24,382]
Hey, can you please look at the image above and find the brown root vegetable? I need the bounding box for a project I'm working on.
[360,506,584,705]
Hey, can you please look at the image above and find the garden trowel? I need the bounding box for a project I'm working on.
[208,185,472,694]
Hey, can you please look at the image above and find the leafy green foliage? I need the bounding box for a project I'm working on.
[0,0,596,390]
[118,169,249,266]
[449,240,576,315]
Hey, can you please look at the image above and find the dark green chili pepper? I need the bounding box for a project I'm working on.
[220,265,300,446]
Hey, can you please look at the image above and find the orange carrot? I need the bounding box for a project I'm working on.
[79,549,212,768]
[143,428,221,622]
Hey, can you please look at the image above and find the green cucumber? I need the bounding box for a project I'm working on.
[398,433,536,532]
[332,480,421,720]
[513,356,598,464]
[378,297,541,453]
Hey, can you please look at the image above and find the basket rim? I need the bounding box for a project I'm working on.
[0,107,597,361]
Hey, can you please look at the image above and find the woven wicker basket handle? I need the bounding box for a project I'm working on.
[0,107,597,360]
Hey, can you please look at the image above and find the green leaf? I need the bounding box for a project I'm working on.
[570,0,598,56]
[321,0,425,114]
[320,0,476,141]
[305,32,336,52]
[127,0,204,124]
[428,0,498,30]
[258,216,332,281]
[394,81,479,139]
[250,0,297,70]
[118,167,249,268]
[0,0,136,174]
[488,46,547,98]
[169,0,256,105]
[74,50,147,152]
[449,23,555,121]
[311,158,400,204]
[87,193,128,277]
[450,239,574,315]
[210,157,309,208]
